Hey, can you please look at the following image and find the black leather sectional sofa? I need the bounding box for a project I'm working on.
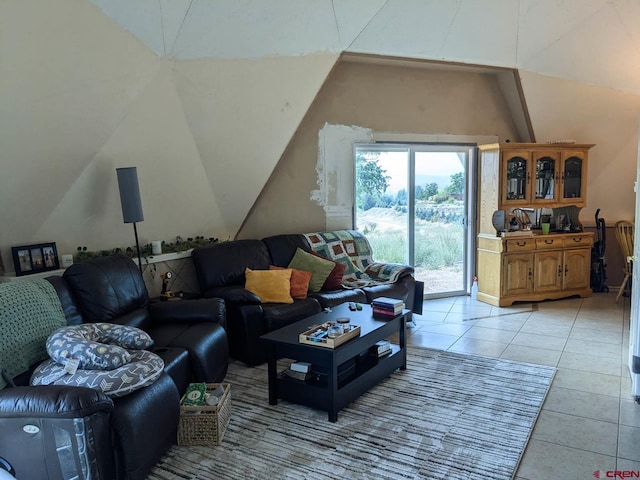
[192,230,420,366]
[0,254,229,480]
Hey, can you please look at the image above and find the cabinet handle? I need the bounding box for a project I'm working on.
[545,239,553,244]
[517,241,526,247]
[527,172,531,183]
[564,265,569,276]
[558,265,562,277]
[572,237,582,243]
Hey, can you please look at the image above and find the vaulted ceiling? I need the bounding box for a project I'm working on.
[90,0,640,94]
[2,0,640,259]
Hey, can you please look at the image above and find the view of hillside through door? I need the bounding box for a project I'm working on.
[354,144,474,298]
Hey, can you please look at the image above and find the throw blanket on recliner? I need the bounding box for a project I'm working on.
[304,230,413,288]
[0,279,67,389]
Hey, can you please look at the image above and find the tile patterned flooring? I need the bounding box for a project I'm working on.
[406,292,640,479]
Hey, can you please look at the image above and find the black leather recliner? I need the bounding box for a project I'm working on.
[58,254,229,391]
[0,254,229,480]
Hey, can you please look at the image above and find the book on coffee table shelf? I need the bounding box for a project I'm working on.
[370,340,392,358]
[372,307,402,319]
[289,361,311,373]
[371,297,405,316]
[282,368,313,382]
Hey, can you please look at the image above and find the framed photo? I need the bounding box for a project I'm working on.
[11,242,60,276]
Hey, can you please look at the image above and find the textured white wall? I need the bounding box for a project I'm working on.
[521,71,640,223]
[0,1,336,266]
[2,0,640,272]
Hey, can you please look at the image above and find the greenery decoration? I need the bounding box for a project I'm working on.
[74,235,219,262]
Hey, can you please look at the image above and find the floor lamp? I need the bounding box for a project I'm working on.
[116,167,144,272]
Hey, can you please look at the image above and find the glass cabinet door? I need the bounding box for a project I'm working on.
[560,155,586,205]
[534,154,558,204]
[502,154,530,205]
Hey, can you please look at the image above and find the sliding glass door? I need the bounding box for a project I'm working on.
[354,143,475,298]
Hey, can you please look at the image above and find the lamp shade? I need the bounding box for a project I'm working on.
[116,167,144,224]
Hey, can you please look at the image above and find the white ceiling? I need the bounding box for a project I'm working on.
[90,0,640,95]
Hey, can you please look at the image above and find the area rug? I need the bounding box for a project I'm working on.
[148,346,555,480]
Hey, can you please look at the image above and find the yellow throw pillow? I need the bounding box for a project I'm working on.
[244,268,293,304]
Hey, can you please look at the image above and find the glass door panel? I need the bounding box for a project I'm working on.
[355,144,472,299]
[563,157,583,200]
[355,149,409,268]
[505,156,528,201]
[414,152,466,295]
[535,156,556,201]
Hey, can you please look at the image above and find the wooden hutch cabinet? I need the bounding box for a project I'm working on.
[477,142,595,307]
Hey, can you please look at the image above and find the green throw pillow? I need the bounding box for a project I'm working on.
[288,248,335,293]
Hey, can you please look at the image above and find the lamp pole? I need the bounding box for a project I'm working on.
[133,222,142,273]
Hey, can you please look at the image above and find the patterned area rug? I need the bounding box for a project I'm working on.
[148,346,555,480]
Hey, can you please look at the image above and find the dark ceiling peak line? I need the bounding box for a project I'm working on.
[167,0,194,58]
[159,0,166,56]
[611,0,640,56]
[439,0,464,59]
[330,0,342,48]
[343,0,389,52]
[519,2,616,72]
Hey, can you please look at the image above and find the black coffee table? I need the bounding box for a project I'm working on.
[260,302,407,422]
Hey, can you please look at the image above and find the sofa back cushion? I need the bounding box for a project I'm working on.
[63,254,150,328]
[261,234,310,266]
[46,276,84,326]
[192,240,271,294]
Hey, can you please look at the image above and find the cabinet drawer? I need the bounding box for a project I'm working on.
[563,235,593,248]
[535,237,562,250]
[505,238,535,252]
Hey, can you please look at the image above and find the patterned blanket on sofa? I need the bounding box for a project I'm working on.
[303,230,413,288]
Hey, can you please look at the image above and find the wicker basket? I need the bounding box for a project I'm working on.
[177,383,231,446]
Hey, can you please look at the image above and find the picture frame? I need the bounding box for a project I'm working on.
[11,242,60,276]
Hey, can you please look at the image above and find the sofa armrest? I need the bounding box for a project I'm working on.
[148,297,226,328]
[0,385,113,418]
[364,262,414,279]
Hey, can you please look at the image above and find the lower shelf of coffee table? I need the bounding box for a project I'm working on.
[275,345,403,413]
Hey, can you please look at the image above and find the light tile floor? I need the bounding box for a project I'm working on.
[406,292,640,479]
